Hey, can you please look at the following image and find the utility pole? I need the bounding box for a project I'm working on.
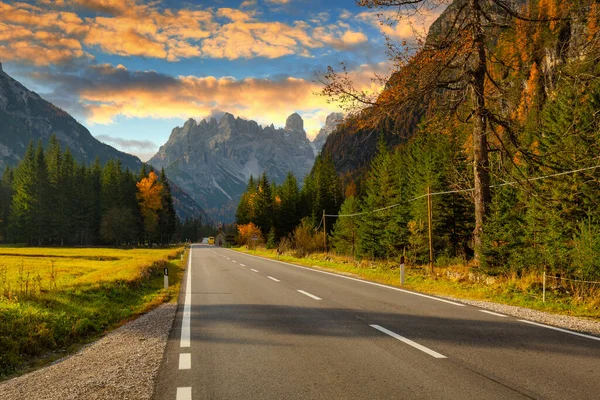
[427,186,434,272]
[323,209,327,253]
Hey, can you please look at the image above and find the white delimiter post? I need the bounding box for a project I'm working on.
[164,267,169,290]
[400,256,405,286]
[543,271,546,303]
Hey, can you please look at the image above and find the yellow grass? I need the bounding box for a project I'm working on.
[0,247,181,290]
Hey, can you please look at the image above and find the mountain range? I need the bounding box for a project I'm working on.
[0,64,207,222]
[149,111,342,222]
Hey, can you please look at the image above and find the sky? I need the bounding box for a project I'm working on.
[0,0,442,161]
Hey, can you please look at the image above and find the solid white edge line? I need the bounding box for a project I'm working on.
[297,289,322,300]
[251,268,259,272]
[479,310,508,318]
[267,276,280,282]
[176,387,192,400]
[225,250,465,307]
[370,324,447,359]
[518,319,600,342]
[179,353,191,370]
[180,248,192,348]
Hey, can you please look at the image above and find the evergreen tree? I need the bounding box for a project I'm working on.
[357,138,408,259]
[330,196,360,256]
[9,142,37,243]
[254,172,273,234]
[158,168,177,244]
[276,172,300,237]
[32,142,49,245]
[0,166,13,241]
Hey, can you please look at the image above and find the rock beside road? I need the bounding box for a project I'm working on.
[0,303,177,400]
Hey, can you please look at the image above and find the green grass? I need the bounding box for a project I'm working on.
[0,246,187,378]
[234,247,600,320]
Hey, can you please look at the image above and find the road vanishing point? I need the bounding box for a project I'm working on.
[153,244,600,400]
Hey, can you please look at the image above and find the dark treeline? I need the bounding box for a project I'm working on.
[235,155,343,242]
[0,135,191,246]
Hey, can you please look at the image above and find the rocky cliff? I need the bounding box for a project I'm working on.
[311,112,343,156]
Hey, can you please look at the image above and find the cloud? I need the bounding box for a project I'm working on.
[356,9,443,42]
[265,0,291,4]
[95,134,156,150]
[240,0,257,8]
[32,63,389,139]
[0,1,373,64]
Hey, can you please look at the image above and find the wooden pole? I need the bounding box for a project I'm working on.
[323,209,327,253]
[427,186,434,272]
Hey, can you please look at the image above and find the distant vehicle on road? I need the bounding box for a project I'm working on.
[201,237,208,244]
[208,237,215,245]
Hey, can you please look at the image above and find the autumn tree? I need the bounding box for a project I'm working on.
[321,0,569,261]
[237,222,262,246]
[136,171,164,243]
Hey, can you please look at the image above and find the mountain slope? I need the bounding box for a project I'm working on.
[0,63,141,171]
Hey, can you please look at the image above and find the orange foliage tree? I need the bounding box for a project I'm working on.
[136,171,163,241]
[237,222,262,246]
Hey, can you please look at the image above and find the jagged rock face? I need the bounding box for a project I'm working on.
[149,112,316,223]
[311,112,343,156]
[285,112,304,132]
[0,63,141,171]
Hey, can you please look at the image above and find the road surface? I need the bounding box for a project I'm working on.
[153,244,600,399]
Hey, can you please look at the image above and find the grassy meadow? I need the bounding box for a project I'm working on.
[234,247,600,320]
[0,246,186,378]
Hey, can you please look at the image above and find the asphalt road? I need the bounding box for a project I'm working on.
[153,244,600,399]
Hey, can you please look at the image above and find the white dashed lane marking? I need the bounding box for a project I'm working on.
[479,310,507,318]
[179,353,191,370]
[370,324,447,359]
[267,276,280,282]
[176,387,192,400]
[297,290,321,300]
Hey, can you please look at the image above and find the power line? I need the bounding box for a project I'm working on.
[325,164,600,218]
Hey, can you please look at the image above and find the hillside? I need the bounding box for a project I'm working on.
[0,63,141,172]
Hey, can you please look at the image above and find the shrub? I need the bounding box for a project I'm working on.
[293,218,322,257]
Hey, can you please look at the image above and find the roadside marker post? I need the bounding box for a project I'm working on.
[543,271,546,303]
[164,267,169,290]
[400,255,405,286]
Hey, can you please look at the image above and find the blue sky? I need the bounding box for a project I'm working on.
[0,0,442,160]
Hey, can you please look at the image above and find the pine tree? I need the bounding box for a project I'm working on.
[0,166,13,241]
[158,168,177,244]
[357,138,407,259]
[254,172,273,234]
[276,172,300,237]
[32,142,49,246]
[330,196,360,256]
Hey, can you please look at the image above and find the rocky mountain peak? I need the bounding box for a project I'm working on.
[184,118,197,128]
[311,112,343,156]
[285,112,304,132]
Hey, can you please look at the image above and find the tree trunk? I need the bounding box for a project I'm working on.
[470,0,491,261]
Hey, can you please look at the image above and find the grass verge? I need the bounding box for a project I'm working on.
[233,247,600,320]
[0,246,187,378]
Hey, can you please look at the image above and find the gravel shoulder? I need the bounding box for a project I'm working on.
[0,303,177,400]
[439,295,600,336]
